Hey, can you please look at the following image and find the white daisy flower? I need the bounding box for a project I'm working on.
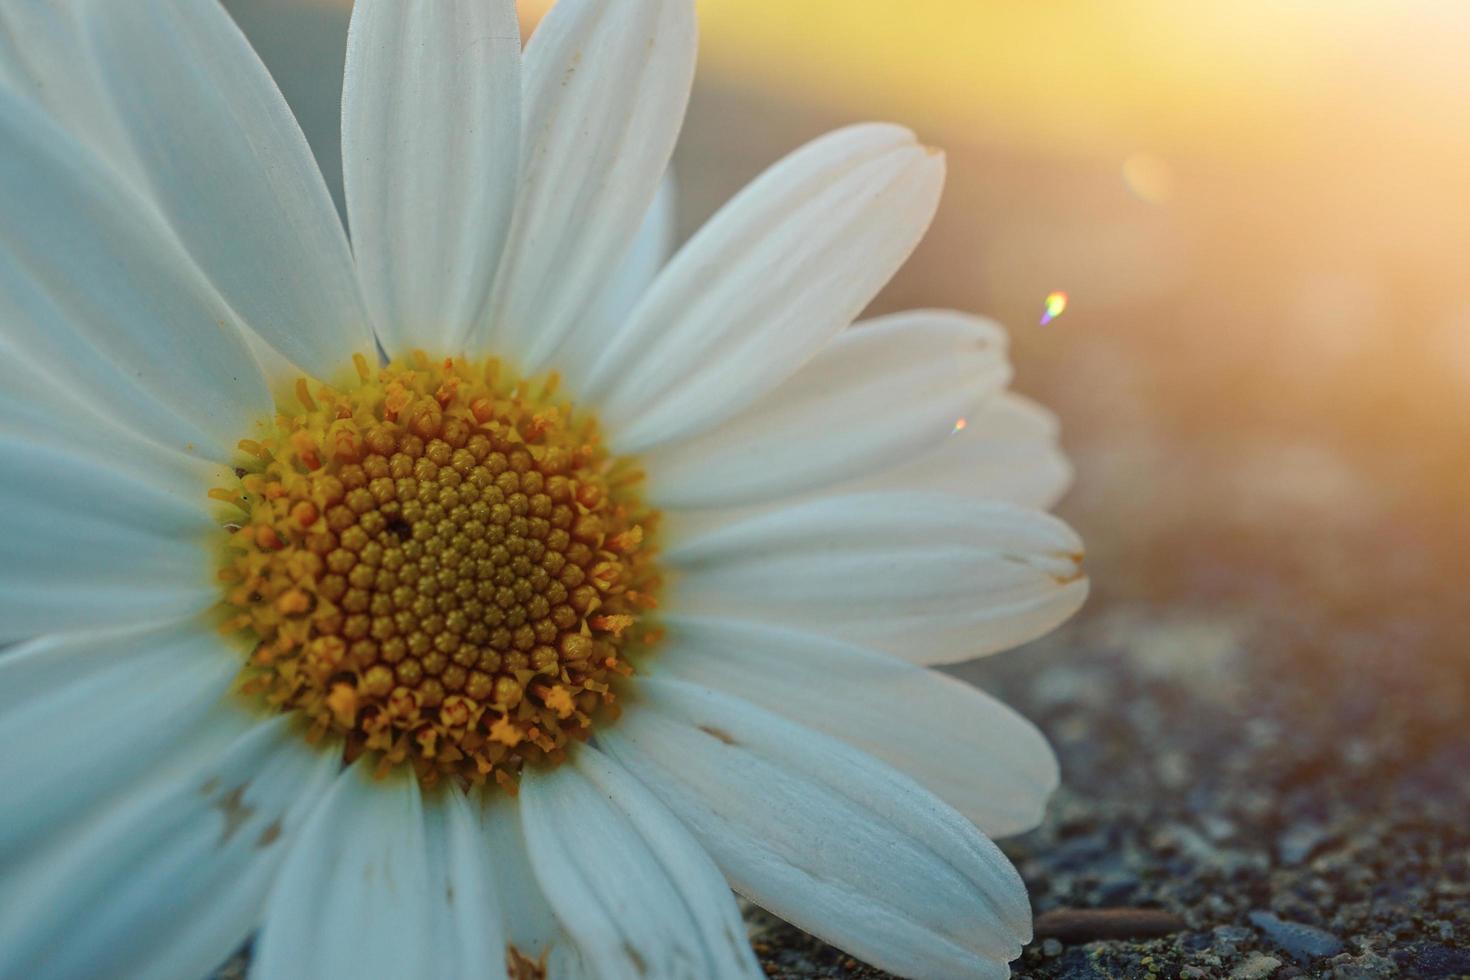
[0,1,1087,978]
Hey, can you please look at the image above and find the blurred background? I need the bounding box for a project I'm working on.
[227,2,1469,976]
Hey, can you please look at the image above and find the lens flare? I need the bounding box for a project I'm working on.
[952,417,968,434]
[1041,291,1069,325]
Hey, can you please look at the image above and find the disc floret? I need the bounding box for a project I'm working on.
[215,353,659,790]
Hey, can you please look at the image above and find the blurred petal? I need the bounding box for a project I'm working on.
[342,0,521,356]
[0,1,134,173]
[0,618,238,861]
[844,392,1075,509]
[0,88,271,461]
[0,439,216,641]
[581,124,945,452]
[0,338,223,497]
[666,492,1087,664]
[645,310,1011,509]
[0,712,339,980]
[600,678,1030,979]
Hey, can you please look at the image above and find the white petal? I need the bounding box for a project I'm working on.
[645,310,1011,509]
[844,392,1075,509]
[0,338,225,495]
[551,174,678,389]
[0,88,271,461]
[666,492,1087,665]
[582,124,945,453]
[480,794,572,972]
[80,0,375,378]
[254,764,435,980]
[423,789,509,980]
[0,439,217,641]
[0,618,239,862]
[480,0,697,373]
[342,0,521,357]
[519,747,762,979]
[652,616,1058,837]
[0,712,340,980]
[0,1,135,173]
[599,678,1030,979]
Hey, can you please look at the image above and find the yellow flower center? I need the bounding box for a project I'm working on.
[213,352,659,791]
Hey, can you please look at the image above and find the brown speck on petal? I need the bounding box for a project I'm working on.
[698,725,737,745]
[212,784,256,846]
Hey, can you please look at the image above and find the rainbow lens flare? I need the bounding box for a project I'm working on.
[1040,291,1069,325]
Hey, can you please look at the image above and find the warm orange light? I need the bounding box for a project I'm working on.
[521,0,1470,160]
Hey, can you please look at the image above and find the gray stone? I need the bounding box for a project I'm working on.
[1276,822,1332,865]
[1249,911,1345,962]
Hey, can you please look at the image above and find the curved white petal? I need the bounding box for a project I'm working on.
[582,124,945,453]
[600,678,1030,979]
[519,747,762,980]
[844,392,1075,509]
[645,310,1011,509]
[481,0,697,373]
[666,492,1087,665]
[0,88,271,462]
[551,174,678,388]
[652,616,1058,837]
[423,788,510,980]
[0,618,239,862]
[342,0,521,357]
[80,0,375,377]
[0,339,226,496]
[0,712,340,980]
[253,764,436,979]
[480,794,576,974]
[0,1,135,174]
[0,439,217,641]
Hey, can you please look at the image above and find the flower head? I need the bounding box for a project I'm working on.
[0,1,1086,978]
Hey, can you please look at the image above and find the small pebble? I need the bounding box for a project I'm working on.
[1249,910,1345,962]
[1231,953,1283,979]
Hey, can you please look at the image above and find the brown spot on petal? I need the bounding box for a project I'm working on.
[256,819,283,849]
[506,945,548,980]
[213,785,256,846]
[623,943,648,975]
[699,725,737,746]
